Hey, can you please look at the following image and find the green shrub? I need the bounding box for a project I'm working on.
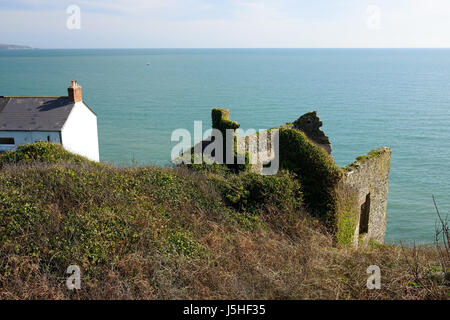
[0,142,94,167]
[168,231,206,258]
[184,152,251,175]
[228,212,263,231]
[368,239,385,249]
[209,170,302,213]
[0,164,221,277]
[278,128,342,221]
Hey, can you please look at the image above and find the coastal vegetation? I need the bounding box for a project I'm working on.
[0,143,448,299]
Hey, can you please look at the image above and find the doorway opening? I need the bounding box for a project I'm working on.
[359,193,371,234]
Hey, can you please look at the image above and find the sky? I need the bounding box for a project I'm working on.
[1,0,450,48]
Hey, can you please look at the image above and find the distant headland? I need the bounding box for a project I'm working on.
[0,43,33,50]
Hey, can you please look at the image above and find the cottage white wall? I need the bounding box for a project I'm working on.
[0,131,61,152]
[60,102,99,162]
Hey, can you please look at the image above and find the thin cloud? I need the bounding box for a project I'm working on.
[1,0,449,48]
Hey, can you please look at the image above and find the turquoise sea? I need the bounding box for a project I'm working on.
[0,49,449,244]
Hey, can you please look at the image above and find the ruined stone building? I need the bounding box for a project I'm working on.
[189,108,391,247]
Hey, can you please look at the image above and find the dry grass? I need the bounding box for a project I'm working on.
[0,160,448,300]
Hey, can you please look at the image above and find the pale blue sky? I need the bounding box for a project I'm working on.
[1,0,449,48]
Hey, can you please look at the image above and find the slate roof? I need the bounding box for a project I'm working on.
[0,96,75,131]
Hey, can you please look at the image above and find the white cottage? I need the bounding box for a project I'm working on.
[0,81,99,161]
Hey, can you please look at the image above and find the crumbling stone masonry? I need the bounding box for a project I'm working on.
[342,148,391,246]
[235,110,391,247]
[191,108,392,247]
[293,111,332,155]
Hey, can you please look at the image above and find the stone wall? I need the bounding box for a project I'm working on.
[237,112,332,174]
[342,147,392,245]
[237,132,274,173]
[293,112,332,154]
[186,108,392,247]
[236,112,392,247]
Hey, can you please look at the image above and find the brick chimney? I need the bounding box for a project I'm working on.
[68,80,82,103]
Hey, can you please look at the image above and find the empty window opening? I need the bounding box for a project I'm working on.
[0,137,15,145]
[263,160,272,168]
[359,193,371,234]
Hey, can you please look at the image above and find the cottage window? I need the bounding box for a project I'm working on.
[0,137,15,145]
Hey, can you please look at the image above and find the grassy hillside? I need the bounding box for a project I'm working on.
[0,143,448,299]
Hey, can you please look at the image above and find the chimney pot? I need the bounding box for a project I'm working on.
[68,80,82,102]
